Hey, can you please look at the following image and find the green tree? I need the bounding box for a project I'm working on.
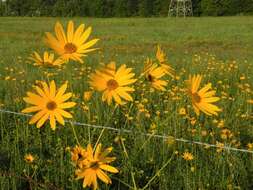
[200,0,219,16]
[200,0,252,16]
[66,0,83,17]
[138,0,154,17]
[239,0,253,15]
[79,0,90,16]
[127,0,139,16]
[114,0,127,17]
[40,0,57,16]
[192,0,201,16]
[0,0,6,16]
[153,0,169,16]
[53,0,67,16]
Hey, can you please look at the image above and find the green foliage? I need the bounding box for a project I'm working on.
[201,0,253,16]
[114,0,128,17]
[138,0,154,17]
[0,0,253,17]
[192,0,202,16]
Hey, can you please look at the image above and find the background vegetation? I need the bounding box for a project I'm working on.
[0,0,253,17]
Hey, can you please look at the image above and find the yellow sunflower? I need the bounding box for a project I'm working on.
[187,74,221,116]
[75,144,118,190]
[156,45,174,77]
[44,20,99,63]
[22,80,76,130]
[89,62,137,105]
[182,152,194,161]
[144,58,168,91]
[29,51,65,66]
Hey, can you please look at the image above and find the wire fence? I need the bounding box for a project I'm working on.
[0,109,253,154]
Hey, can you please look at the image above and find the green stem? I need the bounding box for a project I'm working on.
[94,128,105,150]
[93,105,117,149]
[131,172,138,190]
[120,137,129,159]
[120,138,137,190]
[112,177,135,189]
[141,153,174,190]
[70,122,80,145]
[138,133,154,153]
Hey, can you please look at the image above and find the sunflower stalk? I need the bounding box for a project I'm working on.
[138,132,155,153]
[94,105,117,150]
[93,128,105,151]
[70,122,80,145]
[112,177,135,189]
[120,138,138,190]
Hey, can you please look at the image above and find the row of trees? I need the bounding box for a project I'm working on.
[0,0,253,17]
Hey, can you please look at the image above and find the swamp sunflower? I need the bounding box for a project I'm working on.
[22,80,76,130]
[187,74,221,116]
[89,62,137,105]
[45,20,99,63]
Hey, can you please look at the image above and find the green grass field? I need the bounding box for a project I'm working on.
[0,17,253,190]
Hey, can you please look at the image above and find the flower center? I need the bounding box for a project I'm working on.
[64,43,77,54]
[107,79,119,90]
[192,93,201,103]
[147,74,155,82]
[46,101,57,110]
[43,61,52,66]
[89,161,100,169]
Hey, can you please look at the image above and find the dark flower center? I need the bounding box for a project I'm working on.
[192,93,201,103]
[147,74,155,82]
[64,43,77,54]
[90,161,100,169]
[107,79,119,90]
[46,101,57,110]
[42,61,52,65]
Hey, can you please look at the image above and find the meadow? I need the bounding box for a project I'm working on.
[0,17,253,190]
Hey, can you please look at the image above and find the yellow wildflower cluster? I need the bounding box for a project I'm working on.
[16,20,252,189]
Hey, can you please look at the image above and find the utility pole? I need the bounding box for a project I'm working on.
[168,0,193,17]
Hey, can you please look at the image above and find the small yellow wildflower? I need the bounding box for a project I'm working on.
[247,99,253,104]
[182,152,194,161]
[179,108,186,115]
[220,129,233,140]
[5,76,11,80]
[216,142,225,153]
[24,154,35,163]
[167,136,175,146]
[190,118,196,126]
[83,91,93,101]
[247,143,253,150]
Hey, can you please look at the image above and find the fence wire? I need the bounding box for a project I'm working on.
[0,109,252,154]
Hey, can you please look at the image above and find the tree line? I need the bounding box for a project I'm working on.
[0,0,253,17]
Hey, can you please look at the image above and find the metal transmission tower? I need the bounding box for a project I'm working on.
[168,0,193,17]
